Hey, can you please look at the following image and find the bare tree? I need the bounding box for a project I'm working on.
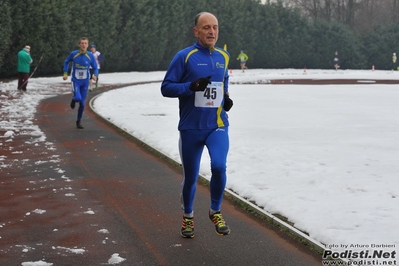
[286,0,398,33]
[354,0,399,33]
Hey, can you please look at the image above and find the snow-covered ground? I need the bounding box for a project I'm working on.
[1,69,398,265]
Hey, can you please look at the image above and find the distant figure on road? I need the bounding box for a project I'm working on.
[89,44,103,91]
[333,51,340,70]
[237,50,249,72]
[392,52,397,71]
[17,45,33,92]
[63,37,98,129]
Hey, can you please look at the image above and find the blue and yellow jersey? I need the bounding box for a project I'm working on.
[161,41,230,131]
[63,50,98,82]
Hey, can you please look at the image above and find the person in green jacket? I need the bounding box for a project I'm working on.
[17,45,33,91]
[237,50,249,72]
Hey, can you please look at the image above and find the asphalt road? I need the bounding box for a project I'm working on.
[0,86,321,265]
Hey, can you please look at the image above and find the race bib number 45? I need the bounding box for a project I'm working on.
[194,82,223,108]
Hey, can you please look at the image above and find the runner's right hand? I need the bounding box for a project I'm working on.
[190,76,211,91]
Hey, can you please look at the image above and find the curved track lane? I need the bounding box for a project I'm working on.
[0,86,321,265]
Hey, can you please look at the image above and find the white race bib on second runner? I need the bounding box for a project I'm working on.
[75,69,88,80]
[194,82,223,108]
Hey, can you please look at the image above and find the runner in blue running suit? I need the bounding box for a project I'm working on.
[161,12,232,238]
[63,37,98,129]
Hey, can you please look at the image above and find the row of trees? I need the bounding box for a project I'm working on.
[1,0,399,78]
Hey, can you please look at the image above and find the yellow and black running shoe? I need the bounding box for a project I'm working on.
[209,211,230,236]
[181,216,195,238]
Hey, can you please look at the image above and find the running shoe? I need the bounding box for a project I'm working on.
[209,211,230,236]
[76,120,84,129]
[70,99,75,109]
[181,216,195,238]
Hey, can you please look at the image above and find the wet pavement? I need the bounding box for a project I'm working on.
[0,85,322,265]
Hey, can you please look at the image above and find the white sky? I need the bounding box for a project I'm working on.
[1,68,398,265]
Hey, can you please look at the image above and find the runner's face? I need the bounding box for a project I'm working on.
[194,13,218,48]
[79,40,89,52]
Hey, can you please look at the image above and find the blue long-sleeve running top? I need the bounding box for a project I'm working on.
[63,50,98,82]
[161,41,230,131]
